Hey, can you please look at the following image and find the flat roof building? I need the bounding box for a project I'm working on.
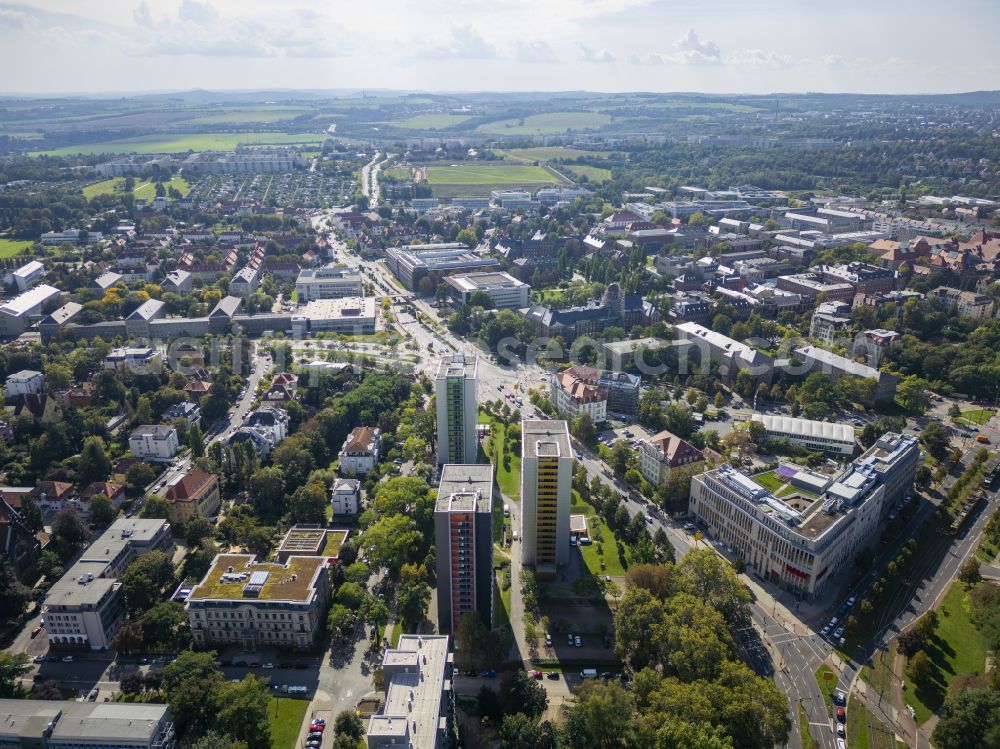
[434,464,493,633]
[793,345,897,405]
[674,321,773,384]
[292,297,376,336]
[750,414,856,456]
[689,432,919,599]
[0,699,175,749]
[444,271,529,310]
[367,634,453,749]
[384,244,499,292]
[520,419,572,579]
[435,355,478,466]
[294,265,363,303]
[0,284,61,337]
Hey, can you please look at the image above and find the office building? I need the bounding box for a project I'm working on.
[0,284,61,337]
[366,634,454,749]
[384,244,498,292]
[674,321,774,384]
[7,260,45,291]
[434,464,493,633]
[817,262,896,295]
[434,355,478,466]
[689,433,919,599]
[852,329,900,369]
[444,272,530,310]
[776,273,855,303]
[164,467,220,524]
[597,370,641,418]
[338,426,382,476]
[292,297,376,336]
[750,414,856,456]
[520,419,572,579]
[793,345,897,405]
[294,265,363,303]
[186,553,330,650]
[0,700,175,749]
[638,431,704,487]
[44,518,172,649]
[128,425,180,463]
[550,365,607,424]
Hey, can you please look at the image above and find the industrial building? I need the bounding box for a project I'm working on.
[384,244,498,292]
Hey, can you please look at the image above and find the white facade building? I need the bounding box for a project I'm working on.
[294,265,363,302]
[444,272,530,309]
[750,414,856,456]
[520,419,572,579]
[128,425,180,462]
[338,426,381,475]
[4,369,43,398]
[331,478,361,516]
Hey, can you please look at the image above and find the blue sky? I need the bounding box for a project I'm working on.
[0,0,997,94]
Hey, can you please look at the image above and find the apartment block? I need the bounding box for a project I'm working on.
[338,426,382,475]
[520,420,572,579]
[434,355,478,466]
[128,425,180,463]
[433,464,493,633]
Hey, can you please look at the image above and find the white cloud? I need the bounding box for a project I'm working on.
[512,40,558,64]
[577,43,616,63]
[725,48,792,69]
[0,6,32,27]
[673,28,722,65]
[419,25,500,60]
[177,0,220,26]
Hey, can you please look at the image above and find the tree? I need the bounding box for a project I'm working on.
[397,579,431,630]
[897,375,932,414]
[564,680,636,749]
[89,495,117,527]
[192,732,248,749]
[920,421,951,460]
[907,650,933,690]
[959,557,983,587]
[499,715,559,749]
[931,688,1000,749]
[249,467,286,519]
[674,549,750,625]
[0,652,30,697]
[289,481,328,524]
[51,507,90,557]
[571,412,595,443]
[140,495,171,520]
[79,436,112,484]
[454,612,504,672]
[327,604,354,637]
[334,710,364,742]
[188,424,205,458]
[216,677,271,749]
[456,228,478,249]
[499,669,548,720]
[363,514,420,572]
[186,516,214,547]
[654,721,733,749]
[615,587,667,670]
[121,551,176,616]
[162,651,226,740]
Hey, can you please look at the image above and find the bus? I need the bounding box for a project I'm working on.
[949,492,986,535]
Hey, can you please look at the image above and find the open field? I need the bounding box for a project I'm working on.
[564,164,612,182]
[179,107,313,125]
[384,166,413,180]
[956,408,994,425]
[500,147,613,162]
[903,582,990,724]
[424,164,562,185]
[0,237,34,258]
[574,491,633,577]
[34,132,330,156]
[480,409,521,500]
[752,470,786,493]
[477,112,613,135]
[83,176,190,199]
[268,697,309,749]
[390,114,473,129]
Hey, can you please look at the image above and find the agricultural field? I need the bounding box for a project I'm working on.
[176,106,314,125]
[423,163,566,197]
[34,131,330,156]
[389,114,473,129]
[0,237,33,258]
[384,166,413,180]
[476,111,613,135]
[564,164,612,182]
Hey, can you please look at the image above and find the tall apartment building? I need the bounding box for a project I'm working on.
[366,635,454,749]
[186,553,330,651]
[689,432,919,599]
[0,700,175,749]
[434,355,478,466]
[520,420,572,579]
[43,518,172,649]
[433,464,493,633]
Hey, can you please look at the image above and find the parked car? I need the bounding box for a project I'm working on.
[545,634,552,647]
[567,633,574,646]
[833,627,845,640]
[834,690,846,705]
[546,671,560,680]
[531,670,543,679]
[481,670,497,678]
[836,707,846,722]
[846,596,856,607]
[61,656,75,663]
[574,636,582,648]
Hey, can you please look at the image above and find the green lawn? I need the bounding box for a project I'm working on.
[752,470,787,493]
[815,664,837,707]
[0,237,33,258]
[903,581,991,724]
[495,577,512,630]
[423,164,562,186]
[35,132,329,156]
[390,114,472,129]
[573,491,632,577]
[798,704,818,749]
[956,408,994,426]
[480,409,521,499]
[384,166,412,180]
[388,621,402,647]
[500,147,613,162]
[179,107,312,125]
[268,697,309,749]
[476,112,612,135]
[83,176,190,200]
[564,164,612,182]
[846,694,872,749]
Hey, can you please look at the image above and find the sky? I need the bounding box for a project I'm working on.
[1,0,998,95]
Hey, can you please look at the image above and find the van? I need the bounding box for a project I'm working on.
[503,504,510,517]
[287,686,308,696]
[512,531,518,542]
[581,669,598,679]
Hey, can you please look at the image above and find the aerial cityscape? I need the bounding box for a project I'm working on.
[1,3,999,749]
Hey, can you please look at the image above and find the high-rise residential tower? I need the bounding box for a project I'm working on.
[434,354,478,465]
[520,419,572,579]
[433,464,494,633]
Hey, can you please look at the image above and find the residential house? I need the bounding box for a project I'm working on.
[4,370,43,399]
[164,468,220,523]
[338,426,381,476]
[638,431,704,487]
[550,365,608,424]
[29,481,77,516]
[128,425,180,462]
[162,401,201,426]
[331,478,361,517]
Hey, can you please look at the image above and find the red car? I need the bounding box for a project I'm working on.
[836,707,846,722]
[531,670,543,680]
[309,725,325,733]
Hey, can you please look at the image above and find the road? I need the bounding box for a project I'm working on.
[360,152,384,207]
